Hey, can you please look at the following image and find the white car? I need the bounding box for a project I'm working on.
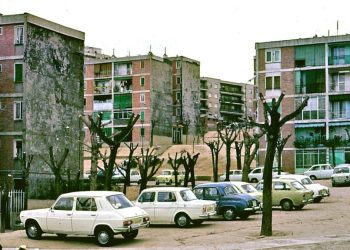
[135,187,216,227]
[113,169,141,183]
[229,181,262,203]
[248,167,288,183]
[219,170,242,181]
[331,164,350,187]
[278,174,330,203]
[20,191,149,247]
[304,164,333,180]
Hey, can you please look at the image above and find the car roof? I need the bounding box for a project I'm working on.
[59,191,123,198]
[335,164,350,168]
[230,181,251,185]
[279,174,309,180]
[194,182,232,188]
[141,187,190,192]
[259,178,297,184]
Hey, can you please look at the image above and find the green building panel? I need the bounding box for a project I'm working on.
[114,93,132,109]
[295,44,325,67]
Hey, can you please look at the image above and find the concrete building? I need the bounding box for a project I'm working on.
[0,13,85,195]
[200,77,254,129]
[255,35,350,173]
[85,51,202,147]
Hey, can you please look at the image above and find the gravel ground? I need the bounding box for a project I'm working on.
[1,180,350,249]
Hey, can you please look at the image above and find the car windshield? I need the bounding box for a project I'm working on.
[291,181,305,190]
[301,178,313,185]
[334,167,350,174]
[107,194,133,209]
[240,184,257,193]
[180,190,197,201]
[224,185,238,195]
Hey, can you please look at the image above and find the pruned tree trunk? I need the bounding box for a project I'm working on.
[235,141,243,171]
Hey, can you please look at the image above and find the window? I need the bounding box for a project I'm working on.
[214,103,218,108]
[138,192,155,202]
[107,194,133,209]
[14,63,23,83]
[214,94,218,99]
[140,93,145,103]
[208,102,212,108]
[295,70,325,94]
[265,49,281,63]
[295,96,325,120]
[140,77,145,87]
[265,76,281,90]
[14,26,24,44]
[176,108,181,116]
[76,197,97,211]
[140,60,145,69]
[330,73,346,92]
[0,27,3,35]
[14,101,23,120]
[13,140,23,159]
[203,187,219,199]
[176,92,181,100]
[140,111,145,121]
[157,192,177,202]
[208,93,212,98]
[214,84,218,89]
[176,60,181,69]
[176,77,181,84]
[54,197,74,210]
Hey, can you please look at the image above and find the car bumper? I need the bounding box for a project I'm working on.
[244,206,261,212]
[199,211,217,218]
[114,221,149,233]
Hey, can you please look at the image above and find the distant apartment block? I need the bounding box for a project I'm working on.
[200,77,254,129]
[84,50,200,146]
[0,13,85,193]
[255,35,350,173]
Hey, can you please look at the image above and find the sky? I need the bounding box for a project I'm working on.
[1,0,350,82]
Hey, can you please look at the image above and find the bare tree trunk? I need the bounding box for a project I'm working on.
[235,141,243,171]
[104,145,119,190]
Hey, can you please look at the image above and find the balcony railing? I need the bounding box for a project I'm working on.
[329,111,350,120]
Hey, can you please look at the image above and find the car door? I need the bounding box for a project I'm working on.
[46,197,74,233]
[322,165,333,178]
[71,197,98,234]
[136,192,156,222]
[272,181,291,206]
[154,191,178,223]
[130,170,140,183]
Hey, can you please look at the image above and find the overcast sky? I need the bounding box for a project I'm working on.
[1,0,349,82]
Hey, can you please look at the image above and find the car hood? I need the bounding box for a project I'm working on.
[305,183,328,192]
[332,173,350,177]
[117,206,149,218]
[20,208,50,216]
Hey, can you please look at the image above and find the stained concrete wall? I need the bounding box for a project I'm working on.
[24,23,84,197]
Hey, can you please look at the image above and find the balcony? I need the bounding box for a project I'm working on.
[114,63,132,76]
[93,102,113,111]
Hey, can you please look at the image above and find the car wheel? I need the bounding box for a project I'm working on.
[96,227,113,247]
[175,213,190,228]
[294,205,304,210]
[156,180,160,185]
[332,182,337,187]
[167,179,173,186]
[223,208,236,221]
[192,219,204,225]
[56,233,67,238]
[251,178,258,183]
[310,175,317,180]
[122,229,138,240]
[137,179,141,185]
[313,197,322,203]
[281,199,293,211]
[25,221,42,240]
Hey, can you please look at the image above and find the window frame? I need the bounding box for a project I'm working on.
[0,64,2,73]
[14,63,24,83]
[140,60,145,69]
[13,139,23,159]
[176,60,181,69]
[14,101,23,120]
[176,77,181,84]
[140,93,145,103]
[265,75,281,90]
[0,27,3,35]
[265,49,281,63]
[140,77,145,87]
[14,25,24,45]
[176,91,181,101]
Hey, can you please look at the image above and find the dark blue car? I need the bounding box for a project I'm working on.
[193,182,260,220]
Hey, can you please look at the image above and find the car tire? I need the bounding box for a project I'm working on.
[96,227,113,247]
[223,208,236,221]
[137,179,141,185]
[122,229,138,240]
[251,178,258,183]
[294,205,304,210]
[25,221,42,240]
[175,213,190,228]
[281,199,293,211]
[313,197,322,203]
[167,179,172,186]
[240,214,249,220]
[192,219,204,225]
[332,182,337,187]
[56,233,67,238]
[156,180,160,185]
[310,175,317,180]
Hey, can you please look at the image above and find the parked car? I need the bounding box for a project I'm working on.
[113,169,141,184]
[155,169,184,185]
[255,179,314,210]
[303,164,333,180]
[219,170,242,181]
[248,167,288,183]
[229,181,262,203]
[193,182,260,220]
[278,174,330,203]
[331,164,350,187]
[135,187,216,228]
[20,191,150,247]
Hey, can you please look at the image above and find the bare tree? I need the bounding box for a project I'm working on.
[234,141,243,170]
[276,134,291,175]
[137,148,164,192]
[218,122,241,181]
[323,135,343,167]
[167,152,184,186]
[180,151,200,188]
[39,146,70,197]
[122,142,139,194]
[22,153,34,210]
[250,93,308,236]
[205,125,224,182]
[150,120,156,147]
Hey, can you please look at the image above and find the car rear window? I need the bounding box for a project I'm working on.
[107,194,133,209]
[334,167,350,174]
[180,190,197,201]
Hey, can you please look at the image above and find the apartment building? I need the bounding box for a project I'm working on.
[200,77,254,129]
[85,52,202,147]
[0,13,84,193]
[255,35,350,173]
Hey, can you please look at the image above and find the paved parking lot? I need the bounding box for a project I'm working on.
[1,180,350,249]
